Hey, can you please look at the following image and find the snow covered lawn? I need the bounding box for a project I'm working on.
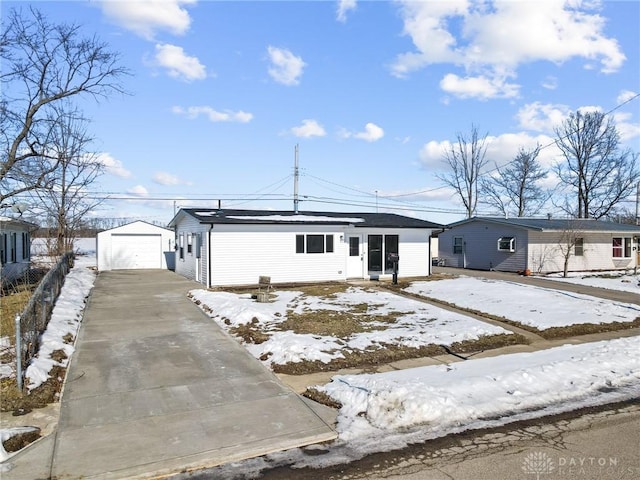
[189,285,517,372]
[318,336,640,445]
[405,277,640,332]
[542,270,640,294]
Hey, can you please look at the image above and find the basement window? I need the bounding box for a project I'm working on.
[497,236,516,252]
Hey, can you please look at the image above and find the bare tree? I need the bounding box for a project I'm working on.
[437,125,489,218]
[554,111,639,219]
[0,7,128,204]
[481,145,549,217]
[557,223,585,278]
[31,105,104,256]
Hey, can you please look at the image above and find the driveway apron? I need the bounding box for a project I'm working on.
[50,270,335,479]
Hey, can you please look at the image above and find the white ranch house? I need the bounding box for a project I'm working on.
[437,217,640,274]
[0,216,37,285]
[97,221,175,271]
[168,208,442,287]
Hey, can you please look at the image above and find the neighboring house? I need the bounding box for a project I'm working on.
[438,217,640,274]
[97,221,175,271]
[0,216,38,285]
[168,208,442,287]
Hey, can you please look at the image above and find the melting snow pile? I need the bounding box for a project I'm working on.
[319,336,640,442]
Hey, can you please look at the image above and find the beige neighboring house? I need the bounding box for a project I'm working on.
[438,217,640,274]
[0,216,38,285]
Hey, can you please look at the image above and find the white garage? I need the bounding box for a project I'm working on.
[97,221,175,271]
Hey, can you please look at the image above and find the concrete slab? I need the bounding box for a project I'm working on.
[3,269,335,480]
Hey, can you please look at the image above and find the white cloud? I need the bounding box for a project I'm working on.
[440,74,520,100]
[151,44,207,81]
[516,102,571,133]
[97,153,131,178]
[172,106,253,123]
[337,0,357,23]
[267,46,306,86]
[392,0,626,100]
[617,90,638,105]
[341,122,385,142]
[612,112,640,142]
[98,0,195,40]
[153,172,191,186]
[290,119,326,138]
[128,185,149,197]
[541,76,558,90]
[418,132,559,171]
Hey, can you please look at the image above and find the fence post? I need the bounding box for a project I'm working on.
[15,314,23,392]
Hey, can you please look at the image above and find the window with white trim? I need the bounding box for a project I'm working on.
[612,237,631,258]
[574,238,584,256]
[179,233,184,260]
[497,236,516,252]
[295,234,334,254]
[453,236,463,254]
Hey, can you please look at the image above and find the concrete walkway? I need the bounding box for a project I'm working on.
[3,270,336,480]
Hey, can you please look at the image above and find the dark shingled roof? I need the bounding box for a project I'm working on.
[447,216,640,233]
[173,208,443,229]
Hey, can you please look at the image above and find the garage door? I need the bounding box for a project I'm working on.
[111,234,163,269]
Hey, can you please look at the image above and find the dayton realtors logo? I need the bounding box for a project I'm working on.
[522,451,555,480]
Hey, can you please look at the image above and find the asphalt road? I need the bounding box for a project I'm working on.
[253,400,640,480]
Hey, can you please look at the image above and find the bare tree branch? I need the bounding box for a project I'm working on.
[1,6,129,203]
[436,125,489,218]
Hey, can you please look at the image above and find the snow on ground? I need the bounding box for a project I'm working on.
[189,287,513,367]
[405,277,640,330]
[1,251,96,463]
[24,255,97,390]
[542,270,640,294]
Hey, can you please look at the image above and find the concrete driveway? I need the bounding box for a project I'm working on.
[4,270,335,480]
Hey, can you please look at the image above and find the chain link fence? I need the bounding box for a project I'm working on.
[14,252,74,391]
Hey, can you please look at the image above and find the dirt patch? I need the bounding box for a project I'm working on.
[537,317,640,339]
[1,365,66,413]
[2,428,41,453]
[230,319,270,344]
[302,387,343,410]
[272,344,448,375]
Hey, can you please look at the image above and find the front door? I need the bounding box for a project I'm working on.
[346,235,364,278]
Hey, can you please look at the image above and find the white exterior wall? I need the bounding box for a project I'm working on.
[209,225,346,286]
[204,225,432,286]
[528,231,638,273]
[0,222,32,284]
[174,215,209,285]
[97,221,174,271]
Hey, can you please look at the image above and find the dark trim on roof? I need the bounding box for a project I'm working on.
[169,208,442,229]
[446,216,640,233]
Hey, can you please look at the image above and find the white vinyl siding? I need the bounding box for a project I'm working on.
[173,213,208,284]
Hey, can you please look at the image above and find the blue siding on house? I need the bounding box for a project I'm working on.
[438,220,528,272]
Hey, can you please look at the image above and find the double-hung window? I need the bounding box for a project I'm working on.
[453,236,463,254]
[612,237,631,258]
[574,238,584,256]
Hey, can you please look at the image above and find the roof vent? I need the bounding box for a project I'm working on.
[547,213,552,220]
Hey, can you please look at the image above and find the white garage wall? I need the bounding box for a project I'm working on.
[97,221,174,271]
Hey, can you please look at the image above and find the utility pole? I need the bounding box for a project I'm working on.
[294,144,299,214]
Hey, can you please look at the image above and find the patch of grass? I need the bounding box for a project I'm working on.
[302,387,342,409]
[538,317,640,339]
[0,365,66,413]
[2,428,41,453]
[277,311,366,337]
[273,343,447,375]
[0,290,32,343]
[448,333,530,353]
[229,320,270,344]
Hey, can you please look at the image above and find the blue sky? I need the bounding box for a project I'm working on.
[6,0,640,225]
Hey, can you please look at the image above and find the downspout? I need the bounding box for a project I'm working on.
[208,224,214,287]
